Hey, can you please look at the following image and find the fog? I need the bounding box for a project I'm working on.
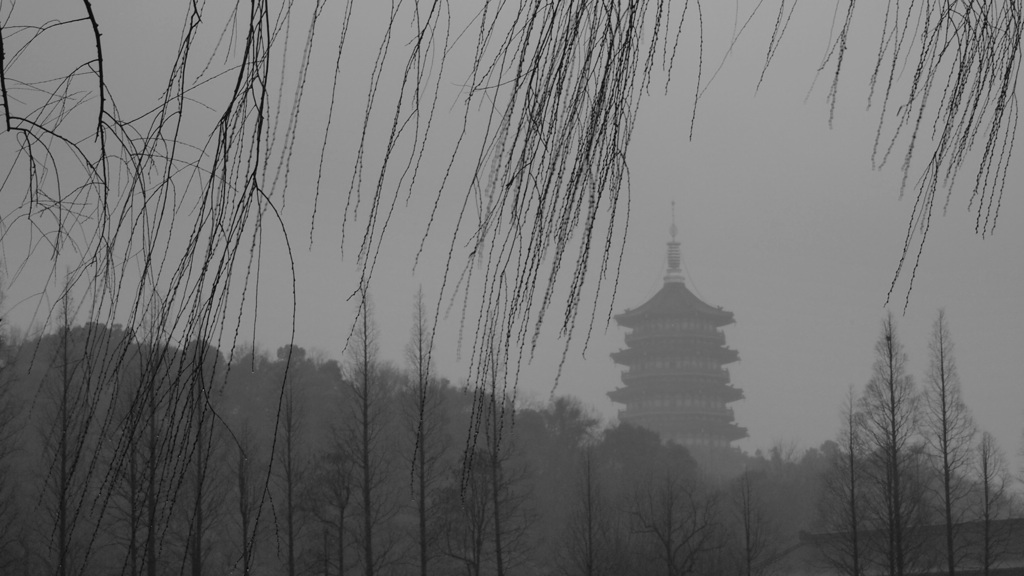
[0,1,1022,574]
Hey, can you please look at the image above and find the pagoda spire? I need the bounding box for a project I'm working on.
[665,201,684,284]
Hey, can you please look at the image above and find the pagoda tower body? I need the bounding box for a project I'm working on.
[609,216,746,458]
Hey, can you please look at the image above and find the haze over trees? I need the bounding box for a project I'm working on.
[0,300,1016,574]
[0,1,1021,574]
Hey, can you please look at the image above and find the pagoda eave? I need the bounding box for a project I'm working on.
[616,309,734,329]
[610,346,739,365]
[621,414,748,441]
[608,383,744,404]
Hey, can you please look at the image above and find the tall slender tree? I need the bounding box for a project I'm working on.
[181,340,224,576]
[405,288,447,576]
[859,313,920,576]
[0,307,21,571]
[817,385,866,576]
[274,345,309,576]
[345,295,395,576]
[561,447,601,576]
[731,469,783,576]
[39,292,86,576]
[314,437,354,576]
[140,298,171,576]
[438,450,492,576]
[922,310,975,576]
[232,423,263,576]
[976,432,1010,576]
[104,343,145,576]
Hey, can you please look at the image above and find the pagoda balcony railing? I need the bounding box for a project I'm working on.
[620,366,729,382]
[624,328,725,346]
[620,406,735,421]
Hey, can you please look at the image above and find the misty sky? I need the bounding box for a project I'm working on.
[3,1,1022,468]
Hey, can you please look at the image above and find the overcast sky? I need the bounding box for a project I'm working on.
[3,1,1022,468]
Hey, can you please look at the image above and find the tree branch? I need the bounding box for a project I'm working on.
[80,0,105,139]
[0,22,11,131]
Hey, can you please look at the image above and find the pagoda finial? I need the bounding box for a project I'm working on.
[665,200,683,283]
[670,201,678,240]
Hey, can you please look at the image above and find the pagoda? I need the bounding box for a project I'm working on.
[609,208,746,457]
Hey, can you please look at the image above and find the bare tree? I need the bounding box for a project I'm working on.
[817,385,866,576]
[35,293,88,576]
[273,345,309,576]
[230,422,264,576]
[0,310,21,571]
[312,437,355,576]
[731,469,784,576]
[178,341,226,576]
[477,369,536,576]
[438,451,492,576]
[404,288,448,576]
[859,313,920,576]
[345,296,397,576]
[101,343,146,576]
[485,388,509,576]
[559,447,601,576]
[139,299,174,576]
[922,310,976,576]
[557,442,634,576]
[630,469,721,576]
[976,432,1011,576]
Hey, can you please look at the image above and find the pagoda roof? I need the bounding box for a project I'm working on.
[608,382,744,404]
[615,282,734,328]
[610,345,739,365]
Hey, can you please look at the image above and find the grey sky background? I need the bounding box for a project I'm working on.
[3,1,1021,467]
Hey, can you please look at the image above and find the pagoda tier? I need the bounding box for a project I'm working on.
[609,212,747,454]
[608,381,744,404]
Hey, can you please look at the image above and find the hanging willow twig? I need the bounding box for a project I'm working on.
[811,0,1021,308]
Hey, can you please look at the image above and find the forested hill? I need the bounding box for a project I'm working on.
[0,319,836,575]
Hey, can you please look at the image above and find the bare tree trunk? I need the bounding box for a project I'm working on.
[323,527,329,576]
[129,441,139,576]
[977,432,1008,576]
[285,387,298,576]
[738,473,753,576]
[845,387,861,576]
[347,295,382,576]
[360,332,373,576]
[418,423,427,576]
[146,353,158,576]
[406,288,446,576]
[337,508,346,576]
[237,442,252,576]
[818,387,866,576]
[58,307,70,576]
[582,449,595,576]
[732,469,782,576]
[191,368,207,576]
[0,316,19,573]
[488,391,506,576]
